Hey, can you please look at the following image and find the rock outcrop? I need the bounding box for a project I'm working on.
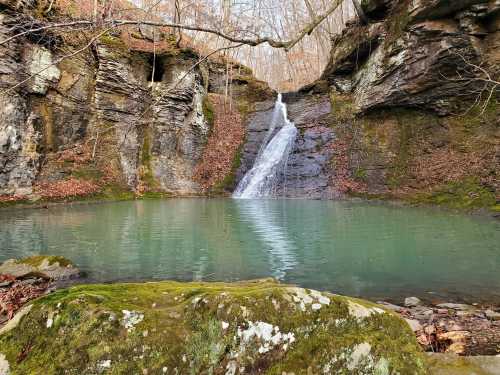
[0,279,427,374]
[322,0,500,115]
[0,255,79,280]
[235,0,498,208]
[0,3,272,200]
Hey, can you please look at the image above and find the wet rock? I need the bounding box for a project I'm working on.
[0,280,426,374]
[0,256,79,280]
[405,297,422,307]
[485,310,500,321]
[436,303,474,311]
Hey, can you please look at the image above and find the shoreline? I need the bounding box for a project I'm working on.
[1,193,499,220]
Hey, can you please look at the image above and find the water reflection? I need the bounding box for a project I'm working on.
[235,199,297,280]
[0,199,499,302]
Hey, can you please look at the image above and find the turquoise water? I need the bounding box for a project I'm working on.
[0,199,499,303]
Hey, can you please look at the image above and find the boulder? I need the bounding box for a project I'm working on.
[0,280,427,374]
[322,0,496,115]
[0,256,79,280]
[405,297,422,307]
[426,352,500,374]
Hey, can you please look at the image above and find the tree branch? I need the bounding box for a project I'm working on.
[0,0,345,51]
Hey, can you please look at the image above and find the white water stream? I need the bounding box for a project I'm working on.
[233,94,297,199]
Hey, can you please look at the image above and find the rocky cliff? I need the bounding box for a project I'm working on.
[0,0,273,202]
[237,0,499,209]
[1,0,498,210]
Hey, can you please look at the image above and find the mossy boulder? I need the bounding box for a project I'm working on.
[426,353,500,375]
[0,279,427,374]
[0,256,79,280]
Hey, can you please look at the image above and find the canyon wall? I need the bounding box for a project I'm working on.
[237,0,499,210]
[0,0,273,201]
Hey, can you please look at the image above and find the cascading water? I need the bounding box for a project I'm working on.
[233,94,297,199]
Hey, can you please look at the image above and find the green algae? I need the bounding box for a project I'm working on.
[0,280,426,374]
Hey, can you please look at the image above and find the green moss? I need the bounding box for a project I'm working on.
[233,75,274,102]
[16,255,74,268]
[202,95,215,132]
[384,0,411,46]
[330,93,356,123]
[0,280,426,374]
[98,34,130,58]
[353,168,368,181]
[410,178,496,210]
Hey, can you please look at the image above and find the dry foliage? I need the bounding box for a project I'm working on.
[0,195,28,203]
[398,147,498,195]
[194,94,245,191]
[0,277,49,321]
[35,178,101,199]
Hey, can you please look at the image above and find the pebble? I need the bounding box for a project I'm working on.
[404,297,422,307]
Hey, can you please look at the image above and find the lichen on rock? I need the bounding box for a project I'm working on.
[0,279,427,374]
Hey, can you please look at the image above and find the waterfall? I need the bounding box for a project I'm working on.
[233,94,297,199]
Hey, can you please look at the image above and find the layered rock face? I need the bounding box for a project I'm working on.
[235,0,498,206]
[236,95,337,199]
[0,3,269,199]
[321,0,499,207]
[322,0,500,115]
[95,45,210,193]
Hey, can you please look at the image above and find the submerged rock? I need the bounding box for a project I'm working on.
[0,256,79,280]
[0,279,427,374]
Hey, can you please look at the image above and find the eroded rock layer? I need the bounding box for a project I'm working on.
[0,3,272,199]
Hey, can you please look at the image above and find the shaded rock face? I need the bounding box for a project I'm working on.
[149,63,209,193]
[322,0,500,115]
[0,280,426,374]
[0,5,248,197]
[280,95,337,198]
[95,47,211,194]
[0,13,41,196]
